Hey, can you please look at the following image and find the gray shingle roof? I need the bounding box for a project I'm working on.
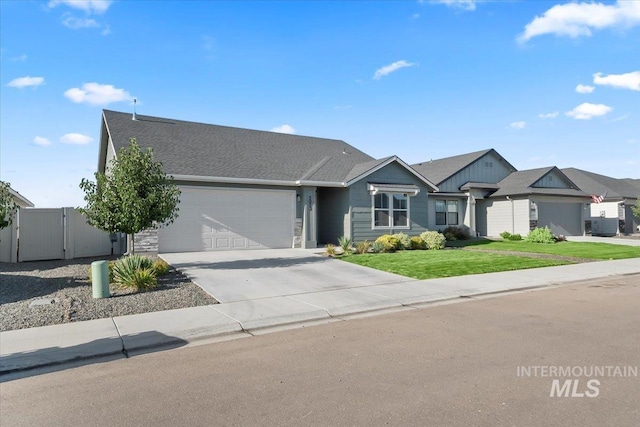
[491,166,588,198]
[562,168,640,200]
[411,149,516,186]
[102,110,375,184]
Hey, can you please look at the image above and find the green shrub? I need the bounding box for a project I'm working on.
[324,244,337,257]
[410,236,427,250]
[152,259,170,276]
[129,268,158,291]
[443,226,470,241]
[87,261,116,284]
[112,255,157,290]
[337,236,353,254]
[392,232,411,250]
[420,231,446,250]
[371,241,385,253]
[525,227,555,244]
[354,240,371,254]
[500,231,523,241]
[375,234,400,252]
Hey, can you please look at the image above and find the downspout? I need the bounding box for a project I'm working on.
[507,196,514,234]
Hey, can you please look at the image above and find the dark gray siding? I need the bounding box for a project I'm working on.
[349,162,430,242]
[317,187,349,244]
[437,152,513,192]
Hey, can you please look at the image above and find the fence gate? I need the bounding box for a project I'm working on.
[18,209,65,262]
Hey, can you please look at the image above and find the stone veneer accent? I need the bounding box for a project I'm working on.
[134,228,158,253]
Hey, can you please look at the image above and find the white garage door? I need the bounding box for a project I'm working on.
[159,187,295,253]
[537,202,582,236]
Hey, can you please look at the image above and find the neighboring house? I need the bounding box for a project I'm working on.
[480,167,590,237]
[99,110,438,253]
[562,168,640,235]
[412,149,517,235]
[0,185,34,262]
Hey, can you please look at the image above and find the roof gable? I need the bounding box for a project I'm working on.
[412,148,516,187]
[344,156,438,191]
[101,110,375,185]
[8,186,34,208]
[491,167,586,198]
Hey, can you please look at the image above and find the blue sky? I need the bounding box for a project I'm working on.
[1,0,639,207]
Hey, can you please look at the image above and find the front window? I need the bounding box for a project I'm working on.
[373,193,409,228]
[436,199,459,226]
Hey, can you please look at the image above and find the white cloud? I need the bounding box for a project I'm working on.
[64,82,132,105]
[10,54,27,62]
[271,124,296,134]
[518,1,640,43]
[593,71,640,91]
[33,136,51,147]
[373,60,415,80]
[62,15,99,29]
[48,0,112,14]
[565,102,612,120]
[539,111,559,119]
[431,0,477,12]
[60,133,93,145]
[7,76,45,89]
[510,121,526,129]
[575,84,595,94]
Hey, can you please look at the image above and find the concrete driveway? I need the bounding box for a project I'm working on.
[160,249,414,303]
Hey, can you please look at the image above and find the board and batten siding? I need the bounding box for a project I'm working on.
[483,198,530,237]
[349,161,430,242]
[436,152,513,193]
[533,170,571,189]
[317,187,350,245]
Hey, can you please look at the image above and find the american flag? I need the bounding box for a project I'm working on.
[591,190,608,204]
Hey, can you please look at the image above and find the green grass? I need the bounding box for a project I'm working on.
[341,250,569,280]
[459,240,640,260]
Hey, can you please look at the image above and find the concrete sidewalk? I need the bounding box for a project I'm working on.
[2,258,639,375]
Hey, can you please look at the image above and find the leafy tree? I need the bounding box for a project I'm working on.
[79,138,180,254]
[0,181,19,230]
[632,200,640,219]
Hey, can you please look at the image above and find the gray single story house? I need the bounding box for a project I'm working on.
[99,110,438,252]
[479,167,590,237]
[562,168,640,235]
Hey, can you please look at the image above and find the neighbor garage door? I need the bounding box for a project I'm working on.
[537,202,582,236]
[159,187,295,253]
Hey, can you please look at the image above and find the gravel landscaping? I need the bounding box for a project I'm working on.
[0,256,217,332]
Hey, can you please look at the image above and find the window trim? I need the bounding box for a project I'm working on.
[371,192,411,230]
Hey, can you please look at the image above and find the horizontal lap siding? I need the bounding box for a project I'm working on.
[349,162,430,242]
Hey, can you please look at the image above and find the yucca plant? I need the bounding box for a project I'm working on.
[112,255,157,291]
[354,240,371,254]
[337,236,353,255]
[324,243,337,257]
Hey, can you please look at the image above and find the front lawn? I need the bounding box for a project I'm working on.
[459,240,640,260]
[341,250,570,280]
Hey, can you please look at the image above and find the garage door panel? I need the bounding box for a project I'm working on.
[537,202,582,236]
[159,187,295,252]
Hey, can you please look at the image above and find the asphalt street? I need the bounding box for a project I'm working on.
[2,274,639,426]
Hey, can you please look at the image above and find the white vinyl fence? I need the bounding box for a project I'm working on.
[0,208,125,263]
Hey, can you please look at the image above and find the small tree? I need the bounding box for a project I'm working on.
[79,138,180,254]
[0,181,19,230]
[632,200,640,220]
